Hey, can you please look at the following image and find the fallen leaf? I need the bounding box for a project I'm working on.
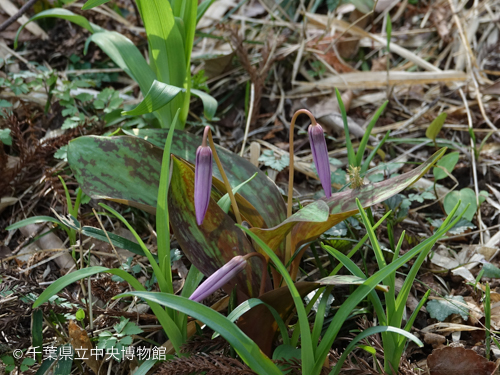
[68,320,102,374]
[427,346,497,375]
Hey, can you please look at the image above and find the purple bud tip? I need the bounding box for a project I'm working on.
[189,256,247,302]
[308,124,332,198]
[195,145,213,225]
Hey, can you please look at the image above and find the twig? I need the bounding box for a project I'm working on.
[239,83,255,157]
[0,0,37,32]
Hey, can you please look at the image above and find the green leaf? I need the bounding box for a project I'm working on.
[191,89,218,120]
[115,292,283,375]
[444,188,477,221]
[433,151,459,180]
[331,326,422,375]
[386,15,392,51]
[238,225,316,372]
[75,309,85,321]
[250,148,447,264]
[121,321,143,336]
[356,101,388,167]
[1,356,14,365]
[426,113,447,143]
[32,266,184,353]
[482,262,500,278]
[218,173,258,213]
[53,345,73,375]
[122,80,183,116]
[86,31,156,95]
[273,344,301,361]
[346,0,374,13]
[197,0,216,24]
[335,88,356,167]
[168,156,269,299]
[32,310,43,362]
[82,0,111,9]
[0,128,12,146]
[15,9,95,48]
[258,150,289,171]
[312,210,463,374]
[67,131,287,228]
[6,216,64,231]
[81,226,157,259]
[135,0,186,124]
[214,298,289,345]
[427,295,468,321]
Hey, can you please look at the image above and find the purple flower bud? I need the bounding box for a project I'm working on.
[189,256,247,302]
[195,127,213,225]
[308,124,331,198]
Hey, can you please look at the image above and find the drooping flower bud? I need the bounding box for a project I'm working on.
[308,124,332,198]
[195,126,213,225]
[189,255,247,302]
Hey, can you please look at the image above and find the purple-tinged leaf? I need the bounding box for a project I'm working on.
[168,156,271,299]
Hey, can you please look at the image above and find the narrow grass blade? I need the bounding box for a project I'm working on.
[331,326,422,375]
[15,9,94,48]
[115,292,283,375]
[237,225,315,372]
[32,266,184,353]
[335,88,356,167]
[6,216,64,230]
[356,101,388,167]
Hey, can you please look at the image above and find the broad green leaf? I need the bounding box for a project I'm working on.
[135,0,186,123]
[67,132,287,228]
[444,188,477,221]
[86,31,156,95]
[433,151,459,180]
[6,216,64,230]
[82,0,111,9]
[115,291,282,375]
[482,262,500,278]
[427,295,468,321]
[191,89,218,120]
[122,80,182,116]
[15,9,95,48]
[168,156,270,299]
[426,112,447,143]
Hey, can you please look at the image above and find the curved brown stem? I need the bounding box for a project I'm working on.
[243,252,269,297]
[207,129,243,225]
[286,109,318,265]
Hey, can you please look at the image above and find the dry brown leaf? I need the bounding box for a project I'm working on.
[427,346,497,375]
[68,320,103,375]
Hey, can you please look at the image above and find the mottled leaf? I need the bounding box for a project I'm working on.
[168,156,271,299]
[70,131,287,228]
[249,148,446,276]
